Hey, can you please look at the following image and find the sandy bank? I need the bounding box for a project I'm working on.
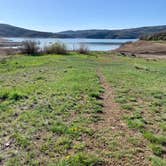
[115,40,166,58]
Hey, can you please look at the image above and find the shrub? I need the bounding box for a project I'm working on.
[44,42,68,54]
[20,40,40,55]
[77,44,89,54]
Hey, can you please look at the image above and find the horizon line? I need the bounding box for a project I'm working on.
[0,22,166,33]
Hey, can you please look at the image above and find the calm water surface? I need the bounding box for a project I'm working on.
[7,38,137,51]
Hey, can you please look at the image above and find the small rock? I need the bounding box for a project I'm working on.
[4,141,11,148]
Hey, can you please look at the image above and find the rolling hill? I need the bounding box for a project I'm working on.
[0,23,166,39]
[0,24,67,38]
[59,26,166,39]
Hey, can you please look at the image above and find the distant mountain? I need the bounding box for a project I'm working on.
[0,24,166,39]
[0,24,67,38]
[59,26,166,39]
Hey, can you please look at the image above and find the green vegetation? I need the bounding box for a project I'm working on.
[57,153,100,166]
[141,31,166,41]
[0,53,103,165]
[0,52,166,165]
[100,54,166,165]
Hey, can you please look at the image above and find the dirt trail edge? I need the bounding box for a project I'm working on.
[91,70,152,166]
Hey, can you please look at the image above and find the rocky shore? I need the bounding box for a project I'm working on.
[0,38,22,47]
[0,38,21,59]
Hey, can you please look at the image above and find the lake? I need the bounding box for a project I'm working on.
[7,38,137,51]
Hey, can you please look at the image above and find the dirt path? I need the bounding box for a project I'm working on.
[89,70,152,165]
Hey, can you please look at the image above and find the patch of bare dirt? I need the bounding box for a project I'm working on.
[86,71,152,166]
[115,40,166,59]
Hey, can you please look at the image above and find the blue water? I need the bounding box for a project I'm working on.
[7,38,137,51]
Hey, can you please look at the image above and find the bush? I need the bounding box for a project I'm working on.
[20,40,40,55]
[44,42,68,54]
[77,44,89,54]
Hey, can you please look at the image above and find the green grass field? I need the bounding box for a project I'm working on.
[0,53,166,165]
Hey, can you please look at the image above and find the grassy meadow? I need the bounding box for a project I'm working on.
[0,52,166,165]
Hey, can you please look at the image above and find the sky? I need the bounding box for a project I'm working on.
[0,0,165,32]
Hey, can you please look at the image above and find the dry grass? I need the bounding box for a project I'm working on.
[77,44,90,54]
[44,42,68,55]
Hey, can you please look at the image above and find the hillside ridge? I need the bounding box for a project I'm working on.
[0,23,166,39]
